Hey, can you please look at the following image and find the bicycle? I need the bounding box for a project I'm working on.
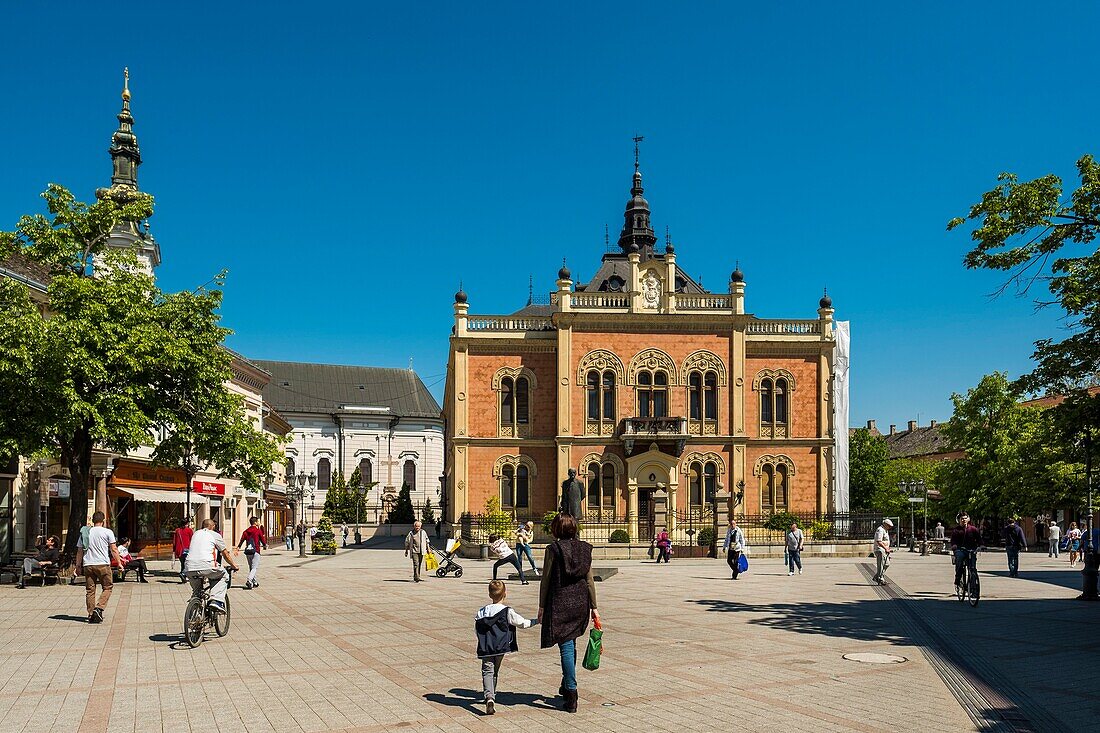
[182,568,233,647]
[953,548,980,607]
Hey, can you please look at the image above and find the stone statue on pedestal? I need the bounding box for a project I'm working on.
[560,468,584,519]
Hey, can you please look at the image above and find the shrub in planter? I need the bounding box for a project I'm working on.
[609,529,630,543]
[808,520,832,540]
[312,516,338,554]
[697,527,716,547]
[764,512,801,533]
[541,511,559,535]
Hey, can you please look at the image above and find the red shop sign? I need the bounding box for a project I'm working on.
[192,481,226,496]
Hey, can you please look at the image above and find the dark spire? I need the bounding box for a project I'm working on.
[819,287,832,309]
[527,274,533,306]
[618,135,657,257]
[97,68,144,204]
[558,258,571,281]
[455,281,467,304]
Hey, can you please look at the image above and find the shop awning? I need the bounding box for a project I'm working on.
[114,487,206,504]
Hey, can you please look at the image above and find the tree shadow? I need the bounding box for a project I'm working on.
[686,595,1089,730]
[985,569,1083,590]
[423,687,556,714]
[48,614,88,623]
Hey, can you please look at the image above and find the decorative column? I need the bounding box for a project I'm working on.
[817,291,835,516]
[627,480,639,541]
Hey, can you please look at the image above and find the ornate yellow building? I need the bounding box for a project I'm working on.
[443,156,840,538]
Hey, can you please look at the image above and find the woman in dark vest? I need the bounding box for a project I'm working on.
[538,513,600,713]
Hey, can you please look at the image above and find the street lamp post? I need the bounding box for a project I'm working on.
[286,471,315,559]
[918,479,927,556]
[352,480,367,544]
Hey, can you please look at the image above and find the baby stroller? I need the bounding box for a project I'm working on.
[433,539,463,578]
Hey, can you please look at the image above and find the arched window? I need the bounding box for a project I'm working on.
[286,457,296,481]
[583,459,618,518]
[760,378,774,425]
[585,369,616,434]
[358,458,372,487]
[403,459,416,491]
[499,375,531,434]
[317,457,331,492]
[637,370,668,418]
[515,464,530,509]
[755,370,795,438]
[501,464,515,509]
[688,460,719,510]
[688,370,719,431]
[759,462,788,512]
[497,458,531,510]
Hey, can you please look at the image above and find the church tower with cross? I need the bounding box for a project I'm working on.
[94,68,161,275]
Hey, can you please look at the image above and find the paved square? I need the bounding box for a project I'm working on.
[1,546,1095,732]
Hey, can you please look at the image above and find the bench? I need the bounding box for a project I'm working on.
[25,562,64,586]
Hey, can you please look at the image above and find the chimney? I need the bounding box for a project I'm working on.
[930,419,937,428]
[907,420,917,432]
[889,424,896,435]
[866,419,876,431]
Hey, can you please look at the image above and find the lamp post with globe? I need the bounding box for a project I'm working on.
[287,471,315,558]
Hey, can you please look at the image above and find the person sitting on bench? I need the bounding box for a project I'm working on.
[17,534,60,588]
[117,538,149,583]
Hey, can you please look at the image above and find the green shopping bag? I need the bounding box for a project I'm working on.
[582,619,603,671]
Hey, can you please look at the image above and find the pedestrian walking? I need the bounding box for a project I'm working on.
[237,516,267,589]
[933,522,945,540]
[786,522,805,576]
[1067,522,1082,567]
[654,527,671,563]
[295,521,306,550]
[172,518,194,584]
[16,534,59,588]
[872,518,893,584]
[1048,520,1061,557]
[75,511,123,624]
[405,520,431,582]
[490,534,528,584]
[722,519,744,580]
[515,521,539,575]
[1034,520,1046,552]
[285,523,295,551]
[538,513,600,714]
[68,521,93,585]
[475,580,537,715]
[341,523,349,548]
[1003,518,1026,578]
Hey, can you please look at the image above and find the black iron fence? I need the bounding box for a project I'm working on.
[458,510,889,547]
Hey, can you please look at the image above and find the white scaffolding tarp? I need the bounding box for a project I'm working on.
[834,321,851,512]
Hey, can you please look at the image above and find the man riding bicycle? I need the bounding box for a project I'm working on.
[950,512,982,589]
[184,518,239,613]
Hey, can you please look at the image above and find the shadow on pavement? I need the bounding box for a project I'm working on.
[687,595,1096,730]
[48,614,88,623]
[985,569,1083,590]
[423,687,557,714]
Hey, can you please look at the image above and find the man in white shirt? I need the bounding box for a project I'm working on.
[184,518,239,613]
[75,511,123,624]
[872,519,893,585]
[1049,520,1062,558]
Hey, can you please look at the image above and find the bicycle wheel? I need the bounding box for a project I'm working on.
[968,571,980,607]
[214,594,231,637]
[183,597,205,648]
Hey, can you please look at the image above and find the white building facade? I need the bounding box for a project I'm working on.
[255,361,444,521]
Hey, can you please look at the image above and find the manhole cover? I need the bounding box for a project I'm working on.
[843,652,908,664]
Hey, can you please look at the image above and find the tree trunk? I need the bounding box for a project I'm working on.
[61,428,93,567]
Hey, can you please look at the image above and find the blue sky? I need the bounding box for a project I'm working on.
[2,2,1097,427]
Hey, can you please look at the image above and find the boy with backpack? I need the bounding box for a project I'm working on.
[474,580,537,715]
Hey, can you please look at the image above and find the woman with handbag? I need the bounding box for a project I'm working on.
[538,513,600,713]
[655,527,671,563]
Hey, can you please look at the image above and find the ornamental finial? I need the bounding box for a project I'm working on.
[122,67,131,102]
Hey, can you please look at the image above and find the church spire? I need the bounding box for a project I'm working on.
[103,67,142,195]
[617,135,657,257]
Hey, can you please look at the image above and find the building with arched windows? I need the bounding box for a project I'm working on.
[443,155,847,537]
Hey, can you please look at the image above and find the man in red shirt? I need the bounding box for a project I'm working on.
[950,512,982,590]
[172,518,194,584]
[237,516,267,589]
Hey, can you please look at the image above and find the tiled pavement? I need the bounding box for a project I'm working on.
[0,545,1095,732]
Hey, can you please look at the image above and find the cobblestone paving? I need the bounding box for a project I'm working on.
[1,545,1095,732]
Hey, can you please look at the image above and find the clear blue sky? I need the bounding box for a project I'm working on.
[2,2,1097,427]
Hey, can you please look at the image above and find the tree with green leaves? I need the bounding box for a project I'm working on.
[849,428,890,510]
[878,458,942,517]
[388,483,416,524]
[938,373,1074,517]
[323,470,348,523]
[422,498,436,524]
[0,184,281,563]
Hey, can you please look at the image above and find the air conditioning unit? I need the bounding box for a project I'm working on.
[224,497,239,510]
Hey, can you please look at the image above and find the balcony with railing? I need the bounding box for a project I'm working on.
[465,315,555,332]
[621,416,690,456]
[745,319,821,335]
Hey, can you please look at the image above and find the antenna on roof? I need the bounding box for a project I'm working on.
[604,223,609,249]
[633,134,644,170]
[527,274,533,306]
